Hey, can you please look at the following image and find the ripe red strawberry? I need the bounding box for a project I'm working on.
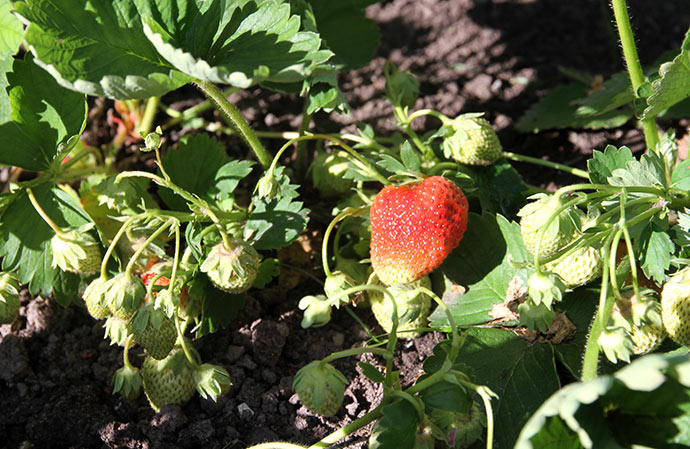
[369,176,468,285]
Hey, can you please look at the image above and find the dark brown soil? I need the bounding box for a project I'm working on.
[1,1,689,448]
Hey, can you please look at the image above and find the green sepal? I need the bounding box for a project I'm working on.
[103,316,130,347]
[112,364,142,400]
[194,363,232,401]
[298,294,332,328]
[104,272,146,314]
[518,299,557,333]
[83,276,110,319]
[527,271,565,309]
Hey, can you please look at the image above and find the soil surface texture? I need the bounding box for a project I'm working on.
[1,1,689,448]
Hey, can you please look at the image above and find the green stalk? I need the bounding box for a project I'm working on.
[503,151,590,179]
[248,444,307,449]
[162,87,239,129]
[100,215,140,279]
[581,233,615,381]
[321,208,367,278]
[294,101,313,180]
[321,346,390,364]
[137,96,160,136]
[174,314,200,369]
[26,188,65,238]
[124,220,174,280]
[309,404,384,448]
[610,0,659,150]
[195,80,272,169]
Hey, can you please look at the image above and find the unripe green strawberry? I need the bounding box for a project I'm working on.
[200,240,260,294]
[545,243,602,289]
[370,176,469,286]
[430,401,485,449]
[104,273,147,319]
[142,347,196,412]
[128,304,177,360]
[368,276,432,338]
[518,194,579,259]
[83,277,111,319]
[0,272,21,325]
[51,224,102,274]
[310,151,355,198]
[443,114,503,166]
[661,268,690,347]
[608,291,665,359]
[293,360,348,416]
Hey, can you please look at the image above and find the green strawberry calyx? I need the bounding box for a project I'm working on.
[83,276,111,320]
[194,363,232,401]
[518,194,581,259]
[104,272,147,316]
[112,364,142,400]
[200,240,260,294]
[298,294,333,329]
[527,271,565,309]
[323,271,359,306]
[51,223,102,274]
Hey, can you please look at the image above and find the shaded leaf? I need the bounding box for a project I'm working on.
[672,159,690,191]
[515,354,690,449]
[637,221,674,284]
[459,327,561,449]
[0,184,92,296]
[369,397,419,449]
[575,72,633,117]
[515,83,632,133]
[643,29,690,119]
[429,213,532,327]
[188,273,245,337]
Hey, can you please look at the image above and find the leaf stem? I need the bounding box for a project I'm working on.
[124,219,174,279]
[137,96,160,137]
[321,207,368,278]
[100,215,140,279]
[26,188,64,237]
[175,314,200,369]
[195,80,272,169]
[581,232,615,381]
[610,0,659,150]
[503,151,590,179]
[308,404,384,449]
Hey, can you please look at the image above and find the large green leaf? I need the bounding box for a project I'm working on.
[0,0,23,57]
[307,0,380,69]
[552,287,599,379]
[369,397,420,449]
[0,54,86,171]
[429,213,532,327]
[643,29,690,119]
[0,184,92,296]
[574,72,634,117]
[460,327,561,449]
[140,0,332,88]
[515,83,632,133]
[14,0,190,99]
[587,145,634,185]
[516,354,690,448]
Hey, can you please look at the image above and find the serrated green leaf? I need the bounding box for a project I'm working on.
[358,361,385,383]
[369,397,419,449]
[609,153,667,190]
[429,213,532,327]
[214,160,255,200]
[460,327,561,449]
[0,184,92,296]
[188,273,244,337]
[471,161,528,217]
[376,153,407,176]
[302,70,350,115]
[0,0,23,57]
[516,354,690,449]
[400,141,421,171]
[643,29,690,119]
[0,54,87,171]
[587,145,634,185]
[14,0,190,99]
[575,73,634,117]
[638,221,674,284]
[307,0,379,70]
[672,159,690,191]
[158,134,230,210]
[252,257,279,289]
[515,83,632,133]
[246,196,309,250]
[673,210,690,247]
[141,0,332,88]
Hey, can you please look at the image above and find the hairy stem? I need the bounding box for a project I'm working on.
[503,151,589,179]
[195,80,272,169]
[610,0,659,150]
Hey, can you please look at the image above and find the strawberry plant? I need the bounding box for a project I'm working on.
[2,0,690,448]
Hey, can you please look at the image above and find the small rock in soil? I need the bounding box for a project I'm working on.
[250,319,288,367]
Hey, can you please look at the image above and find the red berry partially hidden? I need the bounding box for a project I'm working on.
[369,176,468,285]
